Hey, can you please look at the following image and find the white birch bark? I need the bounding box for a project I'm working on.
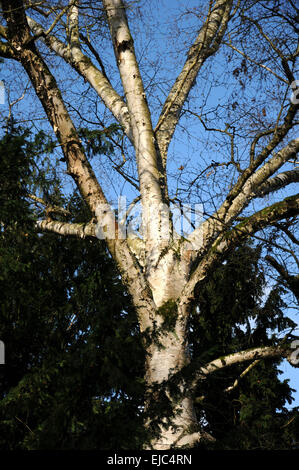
[181,193,299,311]
[255,168,299,197]
[36,220,97,238]
[1,0,299,451]
[197,345,296,380]
[26,16,133,141]
[102,0,166,247]
[155,0,233,164]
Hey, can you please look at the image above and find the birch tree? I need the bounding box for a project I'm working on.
[0,0,298,449]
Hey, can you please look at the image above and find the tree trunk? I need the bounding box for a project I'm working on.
[139,250,200,449]
[143,300,200,449]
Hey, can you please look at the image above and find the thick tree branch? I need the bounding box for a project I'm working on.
[25,16,133,141]
[154,0,234,165]
[266,255,299,304]
[4,1,110,219]
[102,0,167,240]
[2,0,158,332]
[0,25,8,39]
[67,0,80,62]
[255,168,299,197]
[0,39,15,58]
[219,102,299,221]
[36,216,144,256]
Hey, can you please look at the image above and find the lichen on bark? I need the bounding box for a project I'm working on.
[157,299,178,332]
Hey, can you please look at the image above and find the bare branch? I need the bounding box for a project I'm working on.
[221,102,299,218]
[266,255,299,304]
[187,137,299,258]
[242,15,294,83]
[27,194,71,218]
[186,109,241,172]
[154,0,234,164]
[5,82,30,131]
[223,136,299,225]
[102,0,166,239]
[4,4,107,216]
[249,128,277,164]
[218,193,299,254]
[195,344,295,384]
[273,222,299,246]
[26,16,133,141]
[79,32,109,80]
[224,359,260,393]
[43,3,72,37]
[36,219,97,238]
[182,193,299,305]
[255,168,299,197]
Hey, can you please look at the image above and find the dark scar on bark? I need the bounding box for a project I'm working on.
[116,40,133,54]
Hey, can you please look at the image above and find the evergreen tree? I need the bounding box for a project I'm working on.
[0,125,145,450]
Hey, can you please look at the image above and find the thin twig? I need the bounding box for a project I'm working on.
[224,359,260,393]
